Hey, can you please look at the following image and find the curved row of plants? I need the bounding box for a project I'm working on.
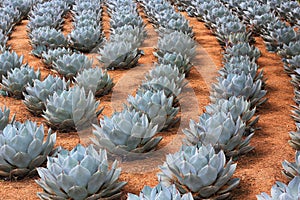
[97,0,146,70]
[1,0,194,199]
[199,0,300,198]
[0,0,35,51]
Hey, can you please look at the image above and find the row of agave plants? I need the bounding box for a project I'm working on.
[0,0,35,51]
[97,0,146,70]
[0,0,194,199]
[180,0,300,198]
[215,0,300,198]
[166,0,268,199]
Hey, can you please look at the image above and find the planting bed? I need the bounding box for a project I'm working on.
[0,0,298,199]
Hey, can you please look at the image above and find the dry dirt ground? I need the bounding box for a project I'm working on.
[0,6,296,200]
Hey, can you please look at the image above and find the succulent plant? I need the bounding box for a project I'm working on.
[92,108,161,154]
[157,31,196,60]
[41,47,74,67]
[205,96,258,136]
[3,0,33,18]
[155,52,192,76]
[262,21,300,52]
[278,40,300,60]
[36,144,127,200]
[68,26,104,52]
[140,64,187,99]
[128,184,194,200]
[220,55,264,84]
[53,53,93,79]
[27,13,64,31]
[0,50,24,82]
[289,122,300,150]
[23,75,70,116]
[158,144,240,199]
[224,42,261,62]
[0,17,14,36]
[0,120,56,180]
[250,12,277,35]
[214,22,247,45]
[210,72,267,108]
[282,151,300,180]
[0,106,15,131]
[110,13,144,30]
[0,6,21,26]
[183,111,254,159]
[75,67,114,97]
[110,25,147,50]
[127,90,179,132]
[257,176,300,200]
[98,41,143,70]
[43,86,101,132]
[158,15,194,37]
[29,27,68,57]
[1,65,41,99]
[0,32,8,49]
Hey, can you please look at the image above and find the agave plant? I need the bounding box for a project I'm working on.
[110,26,147,50]
[224,42,261,62]
[41,47,74,67]
[98,41,143,70]
[52,53,93,79]
[127,90,179,131]
[205,96,258,136]
[140,64,187,99]
[128,184,194,200]
[155,52,192,75]
[3,0,33,18]
[36,144,127,200]
[159,15,194,37]
[0,120,56,180]
[68,26,104,52]
[262,21,300,52]
[210,72,267,108]
[157,31,196,60]
[27,13,64,31]
[278,41,300,60]
[93,108,161,154]
[0,106,15,131]
[158,144,240,199]
[183,111,254,159]
[110,13,144,30]
[0,50,24,82]
[29,27,68,57]
[1,65,41,99]
[257,176,300,200]
[285,55,300,75]
[282,151,300,180]
[23,75,70,116]
[75,67,114,97]
[290,116,300,148]
[220,55,264,84]
[214,22,247,45]
[43,86,101,132]
[0,32,8,49]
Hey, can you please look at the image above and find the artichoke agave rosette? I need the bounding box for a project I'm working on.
[36,144,127,200]
[0,120,56,179]
[158,144,240,199]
